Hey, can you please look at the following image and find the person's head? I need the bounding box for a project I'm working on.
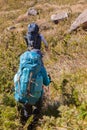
[28,23,39,33]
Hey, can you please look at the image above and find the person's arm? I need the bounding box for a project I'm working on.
[40,34,48,50]
[41,67,51,86]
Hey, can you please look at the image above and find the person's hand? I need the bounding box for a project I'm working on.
[48,74,52,82]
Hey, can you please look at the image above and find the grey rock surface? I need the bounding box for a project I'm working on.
[68,9,87,32]
[27,8,38,16]
[51,12,68,23]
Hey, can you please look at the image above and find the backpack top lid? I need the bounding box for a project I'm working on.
[28,23,39,34]
[20,50,42,74]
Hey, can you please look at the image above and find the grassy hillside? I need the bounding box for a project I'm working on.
[0,0,87,130]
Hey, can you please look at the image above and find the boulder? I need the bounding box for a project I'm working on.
[51,12,68,24]
[68,9,87,32]
[27,8,38,16]
[15,8,38,23]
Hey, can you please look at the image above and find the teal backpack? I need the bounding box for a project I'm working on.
[14,50,43,105]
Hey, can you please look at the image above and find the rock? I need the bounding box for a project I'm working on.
[68,9,87,33]
[82,21,87,30]
[27,8,38,16]
[15,8,37,23]
[51,12,68,24]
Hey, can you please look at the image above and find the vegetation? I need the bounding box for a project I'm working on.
[0,0,87,130]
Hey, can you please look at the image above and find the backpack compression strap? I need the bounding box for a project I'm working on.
[27,72,35,97]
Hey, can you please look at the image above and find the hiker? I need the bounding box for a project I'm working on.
[24,23,48,51]
[24,23,49,66]
[14,50,51,123]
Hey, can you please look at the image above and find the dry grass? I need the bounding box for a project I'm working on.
[0,0,87,130]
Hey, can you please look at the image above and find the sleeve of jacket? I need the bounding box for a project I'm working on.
[41,66,50,86]
[40,34,48,48]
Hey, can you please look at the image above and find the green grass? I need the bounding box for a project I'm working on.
[0,0,87,130]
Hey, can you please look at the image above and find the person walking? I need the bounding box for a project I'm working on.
[24,22,48,51]
[14,50,51,124]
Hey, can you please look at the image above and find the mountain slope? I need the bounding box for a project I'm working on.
[0,0,87,130]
